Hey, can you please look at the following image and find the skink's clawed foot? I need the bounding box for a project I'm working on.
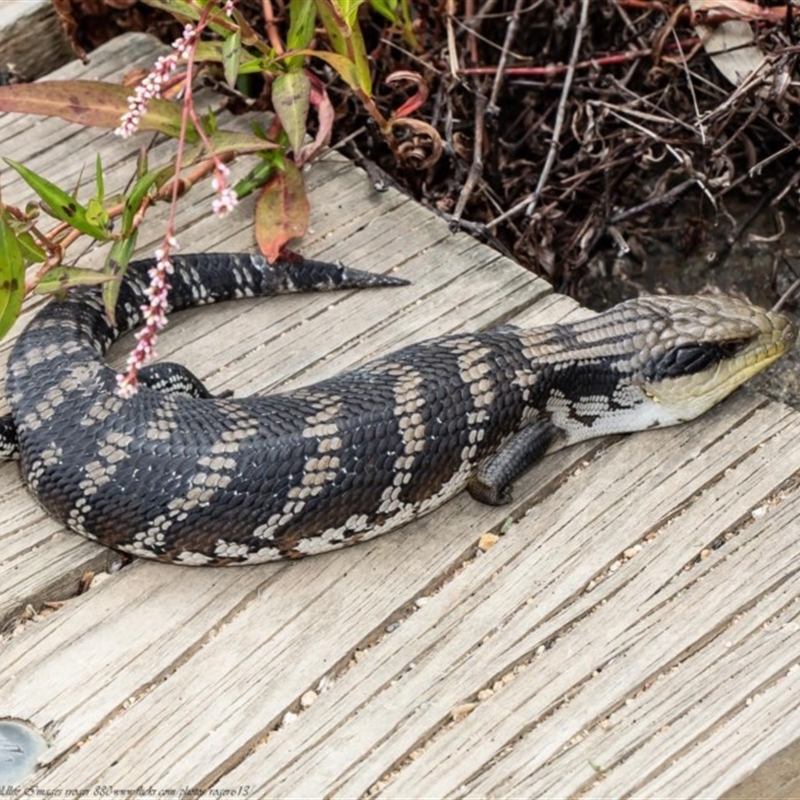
[467,477,512,506]
[467,420,560,508]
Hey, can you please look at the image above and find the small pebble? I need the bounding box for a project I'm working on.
[300,690,318,709]
[478,533,500,551]
[451,702,478,722]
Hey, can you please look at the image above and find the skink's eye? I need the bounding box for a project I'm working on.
[645,339,750,381]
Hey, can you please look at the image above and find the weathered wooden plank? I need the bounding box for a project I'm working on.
[9,438,601,788]
[211,397,800,797]
[458,431,800,798]
[0,1,73,82]
[579,565,800,798]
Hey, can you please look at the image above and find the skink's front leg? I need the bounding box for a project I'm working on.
[467,419,560,506]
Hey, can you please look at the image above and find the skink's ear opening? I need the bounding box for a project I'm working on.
[644,338,750,382]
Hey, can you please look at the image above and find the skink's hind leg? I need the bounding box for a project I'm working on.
[467,420,560,506]
[138,363,233,399]
[0,413,19,460]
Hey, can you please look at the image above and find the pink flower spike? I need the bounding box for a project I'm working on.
[114,51,180,138]
[211,163,231,192]
[116,375,137,399]
[210,164,238,217]
[212,187,239,217]
[173,24,197,56]
[116,243,177,398]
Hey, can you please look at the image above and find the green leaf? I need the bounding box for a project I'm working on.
[33,265,118,295]
[135,148,149,180]
[287,0,317,70]
[0,213,25,340]
[0,81,186,138]
[95,153,105,202]
[313,0,371,93]
[288,0,317,49]
[193,41,267,73]
[2,212,47,263]
[314,0,348,58]
[397,0,418,48]
[334,0,367,30]
[103,235,138,323]
[369,0,397,22]
[85,197,109,230]
[108,233,137,275]
[15,230,46,264]
[272,71,310,155]
[283,49,363,93]
[122,171,161,237]
[206,128,279,155]
[140,0,233,36]
[344,22,371,95]
[255,160,309,263]
[140,0,199,19]
[223,28,242,87]
[233,157,277,199]
[5,159,109,240]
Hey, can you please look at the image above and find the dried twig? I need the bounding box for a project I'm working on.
[488,0,591,229]
[774,256,800,312]
[452,90,488,222]
[488,0,528,112]
[609,178,697,223]
[446,0,459,77]
[459,39,702,76]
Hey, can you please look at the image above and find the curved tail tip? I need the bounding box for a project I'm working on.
[340,264,411,287]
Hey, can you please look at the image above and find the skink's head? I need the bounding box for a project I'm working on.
[623,293,796,420]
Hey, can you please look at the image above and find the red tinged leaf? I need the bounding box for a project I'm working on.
[297,74,334,165]
[254,161,309,263]
[0,81,275,156]
[0,80,184,137]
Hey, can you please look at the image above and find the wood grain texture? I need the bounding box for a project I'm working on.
[1,33,799,799]
[0,1,73,82]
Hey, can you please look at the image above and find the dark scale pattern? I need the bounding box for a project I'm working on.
[1,253,793,565]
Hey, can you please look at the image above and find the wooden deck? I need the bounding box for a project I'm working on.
[2,34,800,798]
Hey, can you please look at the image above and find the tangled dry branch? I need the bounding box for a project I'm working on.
[345,0,800,299]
